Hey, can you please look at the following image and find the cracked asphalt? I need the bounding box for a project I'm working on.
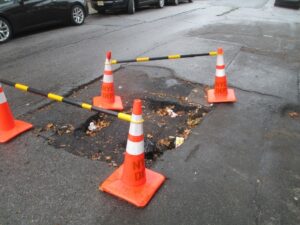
[0,0,300,224]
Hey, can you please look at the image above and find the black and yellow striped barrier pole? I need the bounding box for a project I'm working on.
[0,79,133,123]
[111,51,217,64]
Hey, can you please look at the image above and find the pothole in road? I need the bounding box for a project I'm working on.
[28,65,213,167]
[42,98,210,167]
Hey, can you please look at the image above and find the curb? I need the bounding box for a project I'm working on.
[87,1,98,14]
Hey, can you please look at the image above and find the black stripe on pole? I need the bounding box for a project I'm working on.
[0,79,15,87]
[0,79,120,118]
[180,53,210,58]
[112,52,211,64]
[91,105,119,117]
[27,87,48,97]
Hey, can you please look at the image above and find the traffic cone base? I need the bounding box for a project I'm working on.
[100,164,165,207]
[0,120,33,143]
[93,95,124,111]
[207,88,237,103]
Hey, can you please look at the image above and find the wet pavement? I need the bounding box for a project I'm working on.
[22,66,210,166]
[0,0,300,224]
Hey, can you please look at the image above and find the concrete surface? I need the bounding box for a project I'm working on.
[0,0,299,224]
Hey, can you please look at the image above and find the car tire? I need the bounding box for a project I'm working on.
[70,5,85,25]
[127,0,135,14]
[157,0,165,8]
[0,17,12,44]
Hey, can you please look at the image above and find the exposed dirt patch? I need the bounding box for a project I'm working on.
[25,65,212,167]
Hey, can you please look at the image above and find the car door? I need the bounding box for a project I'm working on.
[10,0,54,31]
[0,0,25,32]
[48,0,70,22]
[137,0,153,7]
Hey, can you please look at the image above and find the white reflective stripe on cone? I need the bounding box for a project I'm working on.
[103,74,114,83]
[104,61,112,71]
[126,139,144,155]
[0,92,7,104]
[217,55,224,66]
[216,68,226,77]
[129,114,143,136]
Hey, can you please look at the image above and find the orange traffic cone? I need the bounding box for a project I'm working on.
[0,84,33,143]
[100,99,165,207]
[207,48,237,103]
[93,51,124,111]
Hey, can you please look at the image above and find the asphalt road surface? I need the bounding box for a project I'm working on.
[0,0,299,224]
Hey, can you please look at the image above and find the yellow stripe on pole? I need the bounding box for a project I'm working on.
[82,103,92,110]
[209,51,217,56]
[168,55,181,59]
[136,57,149,62]
[117,113,132,122]
[48,93,63,102]
[15,83,29,91]
[111,60,117,64]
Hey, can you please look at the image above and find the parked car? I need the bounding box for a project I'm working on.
[168,0,193,6]
[274,0,300,9]
[90,0,165,14]
[0,0,88,43]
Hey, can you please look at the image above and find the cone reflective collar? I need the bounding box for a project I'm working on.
[100,99,165,207]
[207,48,237,103]
[0,84,32,143]
[93,51,124,111]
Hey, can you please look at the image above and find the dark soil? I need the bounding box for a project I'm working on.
[25,65,213,167]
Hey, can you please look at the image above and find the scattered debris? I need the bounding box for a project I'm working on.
[166,108,178,118]
[43,123,74,136]
[56,124,74,136]
[45,123,54,131]
[187,117,202,127]
[180,128,191,139]
[175,137,185,148]
[86,118,111,136]
[288,111,299,118]
[91,153,101,160]
[147,133,153,139]
[88,122,97,131]
[40,95,211,166]
[158,136,176,150]
[105,156,112,162]
[156,106,178,118]
[156,107,169,116]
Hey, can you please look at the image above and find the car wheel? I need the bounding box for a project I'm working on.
[171,0,179,5]
[157,0,165,8]
[71,5,85,25]
[0,17,12,43]
[127,0,135,14]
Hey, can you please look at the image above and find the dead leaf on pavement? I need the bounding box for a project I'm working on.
[45,123,55,131]
[288,111,299,118]
[187,117,202,127]
[181,128,191,139]
[91,153,101,160]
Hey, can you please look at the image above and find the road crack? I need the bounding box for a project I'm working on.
[217,7,239,16]
[232,86,283,100]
